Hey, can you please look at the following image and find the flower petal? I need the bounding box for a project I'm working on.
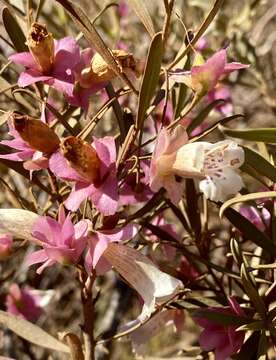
[0,209,39,242]
[104,243,183,320]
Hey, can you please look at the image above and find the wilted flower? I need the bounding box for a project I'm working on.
[49,136,119,215]
[26,207,89,273]
[9,22,80,97]
[103,243,183,320]
[0,113,59,171]
[194,297,246,360]
[5,283,43,322]
[0,234,13,260]
[170,49,249,97]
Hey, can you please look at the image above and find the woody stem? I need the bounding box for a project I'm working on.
[80,269,97,360]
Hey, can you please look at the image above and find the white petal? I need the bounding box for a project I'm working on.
[0,209,40,243]
[172,142,208,177]
[199,168,244,202]
[104,243,183,321]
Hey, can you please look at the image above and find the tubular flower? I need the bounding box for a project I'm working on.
[150,126,244,202]
[9,22,80,97]
[0,234,13,260]
[170,49,249,97]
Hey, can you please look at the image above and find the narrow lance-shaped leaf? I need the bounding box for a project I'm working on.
[241,264,266,319]
[136,32,163,130]
[219,124,276,143]
[241,146,276,183]
[0,310,69,353]
[187,99,225,135]
[125,0,155,37]
[219,191,276,218]
[2,7,28,52]
[223,208,276,256]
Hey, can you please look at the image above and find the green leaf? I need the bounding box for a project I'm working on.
[219,191,276,218]
[0,310,69,353]
[236,320,264,331]
[136,32,163,130]
[219,125,276,143]
[187,99,225,135]
[193,309,250,326]
[241,264,266,319]
[223,207,276,256]
[2,7,28,52]
[257,331,268,360]
[242,146,276,183]
[125,0,155,37]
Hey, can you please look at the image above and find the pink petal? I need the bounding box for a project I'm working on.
[199,326,228,351]
[44,246,79,263]
[61,215,75,246]
[49,150,85,182]
[163,176,183,204]
[0,150,34,162]
[65,183,95,211]
[90,175,118,215]
[74,220,89,239]
[18,70,52,87]
[223,62,249,75]
[50,78,75,97]
[98,224,138,242]
[36,259,56,274]
[25,249,48,266]
[32,216,62,245]
[91,235,109,268]
[93,136,117,170]
[9,52,37,68]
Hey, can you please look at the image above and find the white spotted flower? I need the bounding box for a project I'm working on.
[149,126,244,203]
[172,140,245,201]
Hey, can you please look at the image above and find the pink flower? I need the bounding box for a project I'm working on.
[206,84,233,116]
[119,157,153,205]
[49,136,119,215]
[170,49,249,97]
[194,297,245,360]
[240,205,270,232]
[146,215,178,261]
[69,48,107,111]
[26,207,89,273]
[85,223,138,274]
[149,126,188,204]
[5,283,43,322]
[0,234,12,259]
[0,117,49,171]
[9,36,80,97]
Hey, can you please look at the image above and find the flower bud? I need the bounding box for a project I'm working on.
[79,49,139,88]
[12,113,60,154]
[61,137,101,183]
[26,22,55,74]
